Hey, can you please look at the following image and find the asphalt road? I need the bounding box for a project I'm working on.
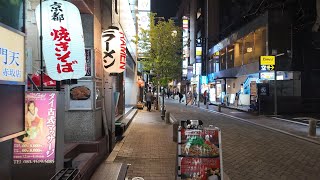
[165,100,320,180]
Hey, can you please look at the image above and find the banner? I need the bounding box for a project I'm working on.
[13,92,57,164]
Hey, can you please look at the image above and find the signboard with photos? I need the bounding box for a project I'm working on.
[177,120,223,180]
[13,92,57,164]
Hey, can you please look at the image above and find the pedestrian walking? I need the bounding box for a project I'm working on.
[204,90,208,105]
[193,91,198,105]
[186,91,192,106]
[146,90,152,111]
[178,92,183,103]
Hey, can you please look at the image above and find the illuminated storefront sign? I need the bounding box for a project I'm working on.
[36,0,86,80]
[13,92,57,164]
[259,56,275,71]
[102,26,126,73]
[0,25,24,82]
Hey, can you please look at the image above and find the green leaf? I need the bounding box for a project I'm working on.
[137,13,183,86]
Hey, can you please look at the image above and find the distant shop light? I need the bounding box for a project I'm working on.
[247,47,253,53]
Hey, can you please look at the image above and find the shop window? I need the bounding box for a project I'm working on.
[220,48,226,70]
[0,0,24,32]
[243,32,254,64]
[234,39,243,67]
[226,45,234,69]
[253,27,267,60]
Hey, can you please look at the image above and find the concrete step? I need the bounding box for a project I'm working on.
[72,152,99,180]
[115,109,138,140]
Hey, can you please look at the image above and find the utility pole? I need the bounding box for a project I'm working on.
[274,53,285,116]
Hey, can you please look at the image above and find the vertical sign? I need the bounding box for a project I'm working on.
[85,48,92,76]
[182,17,189,78]
[102,26,126,73]
[13,92,57,164]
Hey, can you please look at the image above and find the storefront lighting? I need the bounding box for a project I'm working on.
[247,47,253,53]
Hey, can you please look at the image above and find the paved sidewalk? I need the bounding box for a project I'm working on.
[93,109,177,180]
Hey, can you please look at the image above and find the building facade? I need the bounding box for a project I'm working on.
[178,0,319,113]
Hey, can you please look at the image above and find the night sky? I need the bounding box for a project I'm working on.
[151,0,182,19]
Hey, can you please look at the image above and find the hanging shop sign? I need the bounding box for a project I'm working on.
[259,56,275,71]
[102,26,126,73]
[85,48,92,76]
[0,25,25,83]
[35,0,86,81]
[13,92,57,164]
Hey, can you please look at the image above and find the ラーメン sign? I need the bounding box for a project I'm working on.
[35,0,86,80]
[102,26,126,73]
[0,25,25,82]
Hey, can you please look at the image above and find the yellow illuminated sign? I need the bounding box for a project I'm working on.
[260,56,275,65]
[196,47,202,56]
[0,26,25,82]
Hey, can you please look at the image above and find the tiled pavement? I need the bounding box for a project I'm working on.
[165,99,320,180]
[176,99,320,144]
[97,109,177,180]
[92,98,320,180]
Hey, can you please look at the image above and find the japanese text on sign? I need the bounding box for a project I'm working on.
[13,92,57,164]
[0,25,24,82]
[102,27,126,73]
[51,26,77,74]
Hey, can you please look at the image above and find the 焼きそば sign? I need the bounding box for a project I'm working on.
[13,92,57,164]
[35,0,85,80]
[0,25,24,83]
[102,26,126,73]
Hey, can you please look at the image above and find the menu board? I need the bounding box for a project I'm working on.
[177,121,223,180]
[180,157,221,180]
[250,81,257,96]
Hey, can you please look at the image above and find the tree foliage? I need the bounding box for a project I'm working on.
[136,13,183,86]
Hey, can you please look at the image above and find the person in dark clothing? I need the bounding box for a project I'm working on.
[203,90,208,105]
[178,92,183,103]
[146,90,153,111]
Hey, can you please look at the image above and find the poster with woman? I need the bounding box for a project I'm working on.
[13,92,57,164]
